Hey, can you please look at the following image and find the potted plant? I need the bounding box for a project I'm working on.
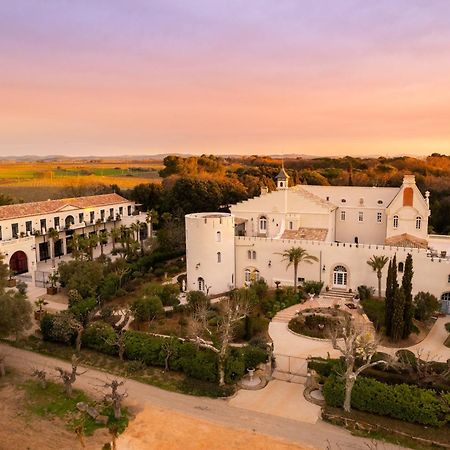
[7,270,16,287]
[46,272,59,295]
[34,297,49,321]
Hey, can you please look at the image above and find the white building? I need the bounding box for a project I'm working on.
[0,193,149,283]
[186,171,450,313]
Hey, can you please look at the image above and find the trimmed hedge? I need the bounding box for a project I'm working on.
[323,375,450,427]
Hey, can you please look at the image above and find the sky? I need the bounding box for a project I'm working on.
[1,0,450,157]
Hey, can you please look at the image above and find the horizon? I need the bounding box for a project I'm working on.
[1,1,450,157]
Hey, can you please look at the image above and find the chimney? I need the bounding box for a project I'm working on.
[402,174,416,185]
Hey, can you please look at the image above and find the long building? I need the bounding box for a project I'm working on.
[0,193,148,282]
[186,171,450,313]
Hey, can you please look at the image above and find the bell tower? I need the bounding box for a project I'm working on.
[275,162,289,190]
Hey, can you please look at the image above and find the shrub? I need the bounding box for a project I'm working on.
[142,282,180,307]
[308,358,342,378]
[82,321,117,355]
[242,345,268,369]
[361,297,385,330]
[41,311,77,344]
[414,291,441,321]
[186,291,210,309]
[99,273,120,300]
[131,295,164,322]
[323,375,449,427]
[40,313,55,341]
[446,322,450,333]
[58,260,104,299]
[303,280,324,296]
[69,297,97,325]
[357,285,375,301]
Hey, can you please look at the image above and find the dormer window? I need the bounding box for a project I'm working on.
[393,215,399,228]
[416,216,422,229]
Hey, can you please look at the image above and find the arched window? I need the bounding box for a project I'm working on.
[252,250,256,260]
[253,269,260,281]
[259,216,267,233]
[340,211,346,221]
[393,215,399,229]
[216,231,221,242]
[247,250,252,259]
[217,252,221,263]
[442,292,450,301]
[398,262,404,273]
[65,215,75,228]
[416,216,422,229]
[333,265,348,287]
[244,269,251,283]
[198,277,205,291]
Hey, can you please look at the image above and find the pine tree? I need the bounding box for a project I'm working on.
[401,254,414,339]
[384,259,393,337]
[391,288,405,342]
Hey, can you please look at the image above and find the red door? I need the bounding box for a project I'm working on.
[9,251,28,274]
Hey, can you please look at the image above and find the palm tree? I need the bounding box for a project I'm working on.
[47,227,60,268]
[110,227,121,252]
[278,247,318,292]
[98,229,109,256]
[367,255,389,299]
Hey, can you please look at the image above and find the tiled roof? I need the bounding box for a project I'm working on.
[385,233,428,249]
[281,227,328,241]
[0,193,130,221]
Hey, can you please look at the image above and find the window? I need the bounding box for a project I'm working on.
[127,205,132,216]
[65,215,75,228]
[54,217,60,228]
[340,211,346,221]
[416,216,422,229]
[259,216,267,232]
[448,275,450,283]
[393,215,399,228]
[40,219,46,232]
[26,221,32,234]
[12,223,19,238]
[252,250,256,260]
[398,262,404,273]
[341,199,346,203]
[245,269,251,283]
[289,221,293,230]
[0,226,2,240]
[442,292,450,301]
[247,250,252,259]
[358,211,364,222]
[216,231,221,242]
[79,213,84,223]
[377,212,382,223]
[100,209,105,221]
[90,211,95,223]
[119,207,123,216]
[217,252,221,263]
[198,277,205,291]
[109,208,114,218]
[253,270,260,281]
[377,200,383,205]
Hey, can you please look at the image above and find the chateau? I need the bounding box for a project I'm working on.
[186,171,450,314]
[0,193,148,282]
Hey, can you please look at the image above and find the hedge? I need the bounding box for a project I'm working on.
[40,315,267,385]
[323,375,450,427]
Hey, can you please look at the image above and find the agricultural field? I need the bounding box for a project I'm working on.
[0,159,163,202]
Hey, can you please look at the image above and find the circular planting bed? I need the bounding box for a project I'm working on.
[288,307,352,339]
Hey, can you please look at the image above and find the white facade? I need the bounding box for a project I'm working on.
[0,193,149,282]
[186,174,450,312]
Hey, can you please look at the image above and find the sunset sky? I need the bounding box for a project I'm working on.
[1,0,450,157]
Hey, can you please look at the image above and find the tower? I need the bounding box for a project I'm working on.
[276,162,289,190]
[185,212,235,295]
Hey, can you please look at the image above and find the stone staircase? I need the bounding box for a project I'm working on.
[320,288,355,302]
[271,306,299,323]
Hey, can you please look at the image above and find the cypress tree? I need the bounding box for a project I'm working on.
[402,254,414,339]
[384,259,393,336]
[391,287,405,342]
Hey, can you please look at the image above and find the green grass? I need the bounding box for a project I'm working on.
[7,336,234,398]
[21,379,129,436]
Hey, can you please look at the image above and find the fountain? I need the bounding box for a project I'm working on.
[240,368,262,389]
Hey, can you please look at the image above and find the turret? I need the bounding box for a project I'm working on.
[275,163,289,190]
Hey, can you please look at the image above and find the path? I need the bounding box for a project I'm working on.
[0,343,402,450]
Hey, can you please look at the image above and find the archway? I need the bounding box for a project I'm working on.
[333,265,348,288]
[9,251,28,274]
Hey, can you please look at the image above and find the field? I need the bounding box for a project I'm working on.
[0,160,163,201]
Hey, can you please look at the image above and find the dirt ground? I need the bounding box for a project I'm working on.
[117,406,310,450]
[0,379,110,450]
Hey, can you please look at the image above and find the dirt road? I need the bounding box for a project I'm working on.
[0,343,403,450]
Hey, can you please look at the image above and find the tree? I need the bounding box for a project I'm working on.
[58,260,104,299]
[186,291,210,310]
[55,354,86,397]
[0,291,32,340]
[110,227,121,252]
[278,247,318,292]
[31,368,48,388]
[130,295,164,323]
[47,227,60,267]
[366,255,389,299]
[391,287,405,342]
[414,292,441,321]
[188,289,250,386]
[402,254,414,338]
[103,379,127,419]
[330,318,387,412]
[384,258,396,337]
[98,229,109,256]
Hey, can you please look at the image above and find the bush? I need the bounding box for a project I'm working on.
[99,273,120,300]
[131,296,164,322]
[82,321,117,355]
[414,291,441,321]
[142,282,180,307]
[303,280,324,296]
[361,297,385,330]
[186,291,210,309]
[69,297,97,325]
[323,375,449,427]
[446,322,450,333]
[40,311,77,344]
[308,358,343,378]
[58,260,104,299]
[357,285,375,301]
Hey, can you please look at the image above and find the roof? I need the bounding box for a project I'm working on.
[275,166,290,179]
[281,227,328,241]
[385,233,428,249]
[0,193,130,221]
[300,185,399,209]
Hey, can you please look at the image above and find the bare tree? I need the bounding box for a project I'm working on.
[104,330,127,362]
[189,289,250,386]
[55,354,87,397]
[103,379,127,419]
[31,368,48,388]
[330,318,387,412]
[161,337,177,373]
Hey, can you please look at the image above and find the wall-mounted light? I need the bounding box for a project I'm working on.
[268,260,272,268]
[195,263,200,269]
[322,265,326,272]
